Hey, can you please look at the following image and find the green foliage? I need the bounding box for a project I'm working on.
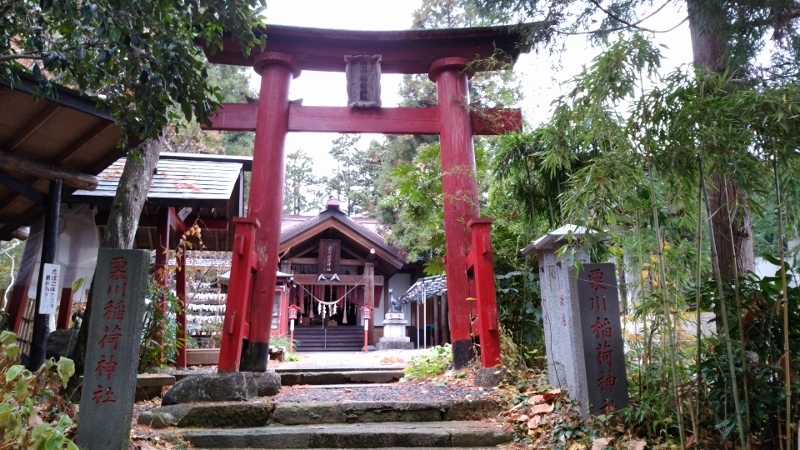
[322,134,382,217]
[0,0,265,141]
[695,265,800,446]
[139,283,184,372]
[284,149,323,214]
[404,344,453,379]
[0,331,78,449]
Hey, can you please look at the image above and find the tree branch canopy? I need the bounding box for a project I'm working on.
[0,0,266,143]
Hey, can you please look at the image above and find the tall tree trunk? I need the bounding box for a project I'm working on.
[687,0,755,280]
[69,136,163,393]
[707,172,755,280]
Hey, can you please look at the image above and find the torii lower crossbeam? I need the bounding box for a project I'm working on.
[205,104,522,136]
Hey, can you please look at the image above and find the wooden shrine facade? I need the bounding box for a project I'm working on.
[277,199,404,346]
[205,23,537,371]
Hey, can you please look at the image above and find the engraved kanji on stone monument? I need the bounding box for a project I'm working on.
[523,225,629,422]
[76,249,149,450]
[577,263,628,416]
[345,55,382,108]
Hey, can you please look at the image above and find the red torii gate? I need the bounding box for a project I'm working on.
[203,24,533,371]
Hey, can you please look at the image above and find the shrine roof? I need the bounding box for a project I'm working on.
[67,154,248,252]
[400,275,448,302]
[280,202,404,276]
[68,156,244,207]
[205,23,542,74]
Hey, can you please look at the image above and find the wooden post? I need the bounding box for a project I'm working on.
[429,57,479,369]
[175,239,187,369]
[56,287,73,330]
[27,178,61,371]
[154,208,170,348]
[240,52,299,372]
[218,218,260,372]
[468,218,501,367]
[440,293,449,345]
[7,285,28,333]
[365,262,375,345]
[433,296,440,347]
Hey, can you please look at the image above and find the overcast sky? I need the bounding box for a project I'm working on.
[256,0,694,176]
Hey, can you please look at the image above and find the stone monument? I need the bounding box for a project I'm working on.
[76,249,149,450]
[522,225,628,421]
[376,289,413,350]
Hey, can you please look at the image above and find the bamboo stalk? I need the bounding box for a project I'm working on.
[698,155,747,449]
[694,181,704,448]
[722,174,751,445]
[773,156,792,450]
[648,168,686,449]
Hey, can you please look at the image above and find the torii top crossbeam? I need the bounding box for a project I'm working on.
[206,23,538,74]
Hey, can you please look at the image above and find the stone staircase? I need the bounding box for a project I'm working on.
[293,326,365,352]
[149,398,511,448]
[142,353,512,449]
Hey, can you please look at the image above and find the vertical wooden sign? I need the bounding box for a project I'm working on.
[318,239,341,275]
[76,249,149,450]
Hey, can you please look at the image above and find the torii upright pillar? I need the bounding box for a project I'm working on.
[239,52,300,372]
[429,58,480,368]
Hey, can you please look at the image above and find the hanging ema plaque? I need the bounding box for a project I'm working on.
[345,55,381,108]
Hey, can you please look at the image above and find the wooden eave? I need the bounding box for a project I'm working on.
[0,73,129,241]
[204,23,542,74]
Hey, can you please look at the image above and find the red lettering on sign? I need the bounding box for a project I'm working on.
[590,295,607,311]
[92,385,104,404]
[103,386,117,403]
[99,325,122,351]
[590,317,613,339]
[103,300,126,321]
[109,257,128,281]
[588,269,605,291]
[601,398,618,414]
[94,354,119,381]
[596,341,614,367]
[106,283,127,297]
[597,371,618,392]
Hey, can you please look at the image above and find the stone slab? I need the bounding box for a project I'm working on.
[137,373,176,388]
[76,249,150,450]
[275,364,406,373]
[177,402,275,428]
[186,348,220,365]
[180,421,512,449]
[140,399,503,429]
[280,370,405,386]
[375,338,414,351]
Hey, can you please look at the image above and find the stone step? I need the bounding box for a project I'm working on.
[197,448,490,450]
[138,399,504,429]
[280,370,404,385]
[275,364,406,373]
[179,421,512,448]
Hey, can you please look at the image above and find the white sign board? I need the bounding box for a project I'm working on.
[39,263,61,315]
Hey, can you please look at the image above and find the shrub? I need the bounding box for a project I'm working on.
[405,344,452,379]
[0,330,78,449]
